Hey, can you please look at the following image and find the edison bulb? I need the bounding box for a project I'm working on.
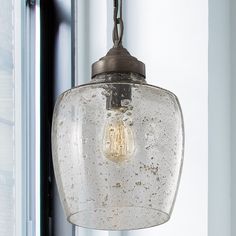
[103,111,135,163]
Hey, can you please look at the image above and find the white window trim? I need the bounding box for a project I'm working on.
[14,1,41,236]
[14,0,24,235]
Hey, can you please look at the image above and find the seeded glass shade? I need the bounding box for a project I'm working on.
[51,73,184,230]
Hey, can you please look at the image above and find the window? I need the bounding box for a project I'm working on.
[0,1,40,236]
[0,1,24,235]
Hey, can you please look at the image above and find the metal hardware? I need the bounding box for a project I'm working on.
[113,0,124,47]
[26,0,36,7]
[91,0,146,78]
[92,46,146,78]
[106,84,132,110]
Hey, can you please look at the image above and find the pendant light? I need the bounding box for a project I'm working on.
[52,0,184,231]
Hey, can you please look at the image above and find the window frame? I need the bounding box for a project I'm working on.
[18,1,41,236]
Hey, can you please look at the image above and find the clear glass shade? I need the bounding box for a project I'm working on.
[51,74,184,230]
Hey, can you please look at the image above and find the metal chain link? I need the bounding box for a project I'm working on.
[113,0,124,47]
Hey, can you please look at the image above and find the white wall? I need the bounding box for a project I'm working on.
[209,0,231,235]
[231,0,236,235]
[124,1,208,236]
[75,1,208,236]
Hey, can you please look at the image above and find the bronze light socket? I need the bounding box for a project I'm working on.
[91,46,146,79]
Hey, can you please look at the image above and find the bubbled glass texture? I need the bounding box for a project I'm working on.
[52,77,184,230]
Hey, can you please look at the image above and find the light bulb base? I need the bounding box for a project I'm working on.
[106,84,132,110]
